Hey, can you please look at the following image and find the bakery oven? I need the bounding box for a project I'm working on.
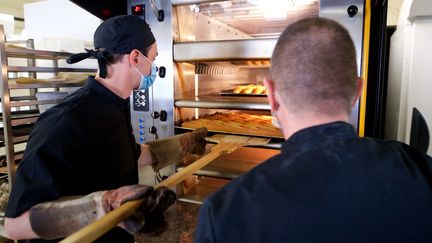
[126,0,365,204]
[73,0,366,203]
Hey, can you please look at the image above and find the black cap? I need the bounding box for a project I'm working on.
[67,15,155,78]
[94,15,155,54]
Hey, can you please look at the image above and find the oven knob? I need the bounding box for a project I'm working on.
[347,5,358,18]
[158,66,166,78]
[139,124,144,129]
[151,111,160,119]
[160,110,167,122]
[139,130,145,135]
[149,126,157,134]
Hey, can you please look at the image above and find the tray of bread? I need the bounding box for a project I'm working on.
[220,84,267,97]
[15,73,91,84]
[181,112,283,138]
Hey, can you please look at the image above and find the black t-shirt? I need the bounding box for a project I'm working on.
[6,77,139,242]
[195,121,432,243]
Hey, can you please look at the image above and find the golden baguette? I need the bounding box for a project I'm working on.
[252,85,266,94]
[181,112,283,138]
[233,86,246,94]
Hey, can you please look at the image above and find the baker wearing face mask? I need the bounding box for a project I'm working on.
[134,51,158,90]
[4,15,207,243]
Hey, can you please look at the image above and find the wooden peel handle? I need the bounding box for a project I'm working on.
[60,143,238,243]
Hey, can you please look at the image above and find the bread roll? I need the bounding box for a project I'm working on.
[253,85,265,94]
[242,86,255,94]
[233,86,246,94]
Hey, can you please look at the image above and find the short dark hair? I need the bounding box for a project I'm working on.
[270,17,357,115]
[105,46,152,65]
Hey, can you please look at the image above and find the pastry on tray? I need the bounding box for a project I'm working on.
[15,73,92,84]
[231,84,267,95]
[181,112,283,138]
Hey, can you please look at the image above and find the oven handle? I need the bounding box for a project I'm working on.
[150,0,164,22]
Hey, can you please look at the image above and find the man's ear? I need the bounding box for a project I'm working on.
[351,77,363,107]
[129,49,141,67]
[264,78,279,111]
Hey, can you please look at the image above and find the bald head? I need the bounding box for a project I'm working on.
[270,17,357,115]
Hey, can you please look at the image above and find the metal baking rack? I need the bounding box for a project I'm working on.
[0,25,96,189]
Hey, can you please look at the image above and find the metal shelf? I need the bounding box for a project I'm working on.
[175,99,270,110]
[10,99,64,107]
[11,117,38,126]
[0,124,33,145]
[177,166,239,179]
[175,126,284,141]
[0,110,39,120]
[178,176,230,203]
[6,47,73,59]
[174,38,277,62]
[7,66,96,73]
[0,27,88,185]
[12,135,29,144]
[0,136,29,146]
[10,96,36,101]
[8,82,83,89]
[177,146,280,179]
[177,195,204,205]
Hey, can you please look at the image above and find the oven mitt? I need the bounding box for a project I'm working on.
[29,184,154,240]
[122,187,177,236]
[146,127,208,172]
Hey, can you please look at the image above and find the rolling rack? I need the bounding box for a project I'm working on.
[0,25,96,192]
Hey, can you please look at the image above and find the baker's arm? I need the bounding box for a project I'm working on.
[138,144,153,167]
[5,210,37,240]
[4,185,157,240]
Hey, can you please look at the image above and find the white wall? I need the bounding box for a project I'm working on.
[23,0,99,73]
[24,0,100,45]
[385,0,432,155]
[404,19,432,154]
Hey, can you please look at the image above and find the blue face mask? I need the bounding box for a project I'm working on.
[134,54,158,90]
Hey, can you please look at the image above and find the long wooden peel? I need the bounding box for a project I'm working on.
[60,135,269,243]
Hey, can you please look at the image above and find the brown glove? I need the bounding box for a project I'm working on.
[146,127,208,172]
[102,184,153,212]
[29,184,156,240]
[122,187,177,236]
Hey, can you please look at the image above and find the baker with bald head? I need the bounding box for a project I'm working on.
[195,17,432,243]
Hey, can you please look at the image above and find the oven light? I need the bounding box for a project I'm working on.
[248,0,317,20]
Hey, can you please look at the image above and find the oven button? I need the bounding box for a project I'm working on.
[149,126,157,134]
[151,111,160,119]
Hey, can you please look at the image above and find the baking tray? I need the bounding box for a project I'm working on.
[175,125,284,140]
